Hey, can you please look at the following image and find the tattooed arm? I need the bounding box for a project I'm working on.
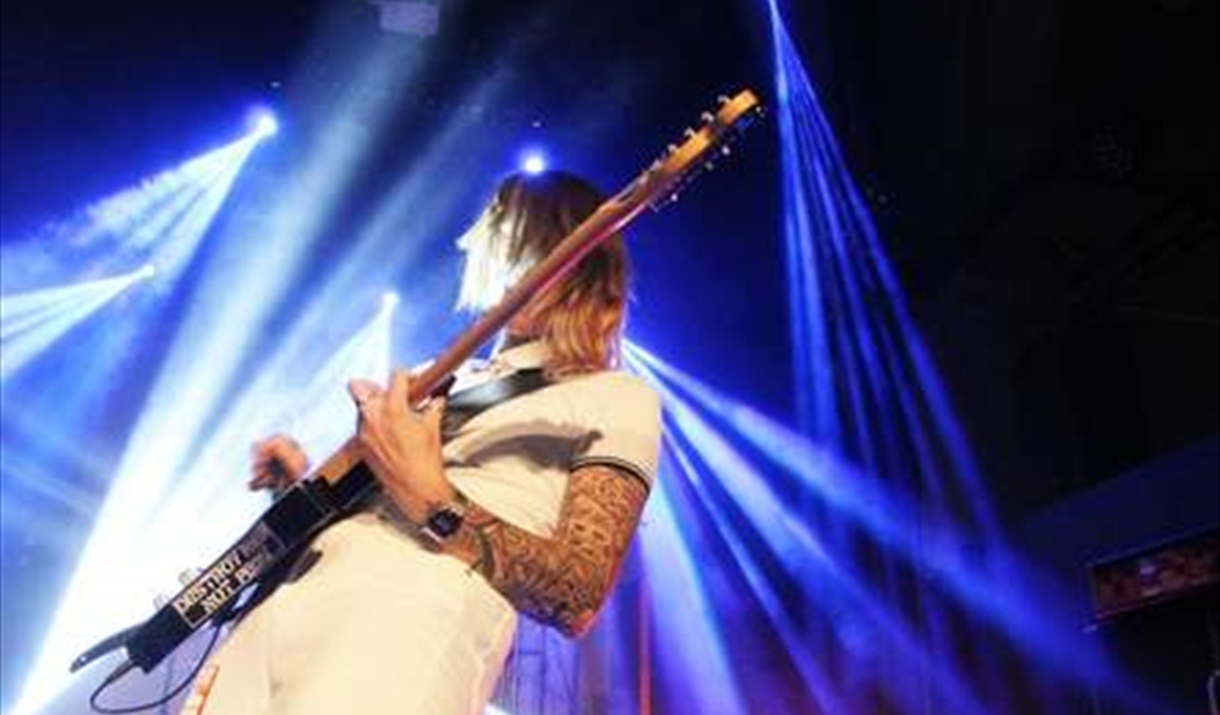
[348,369,653,637]
[438,465,649,638]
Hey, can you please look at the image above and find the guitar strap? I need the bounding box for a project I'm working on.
[440,367,551,438]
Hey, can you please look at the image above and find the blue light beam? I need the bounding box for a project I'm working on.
[0,267,153,382]
[0,130,270,301]
[766,0,998,538]
[638,476,750,715]
[10,300,393,715]
[628,347,992,715]
[629,341,1171,714]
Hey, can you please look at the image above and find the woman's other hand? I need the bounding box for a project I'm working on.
[249,434,310,491]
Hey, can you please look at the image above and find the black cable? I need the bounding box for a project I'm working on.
[87,599,241,715]
[88,623,223,715]
[88,622,223,715]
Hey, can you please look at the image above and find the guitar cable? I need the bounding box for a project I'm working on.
[87,602,234,714]
[84,457,298,714]
[84,456,314,713]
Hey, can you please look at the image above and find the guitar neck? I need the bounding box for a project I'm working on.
[305,88,761,486]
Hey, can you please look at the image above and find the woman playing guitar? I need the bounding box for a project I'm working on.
[198,171,662,715]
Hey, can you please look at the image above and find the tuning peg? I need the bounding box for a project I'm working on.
[179,568,200,586]
[666,143,679,155]
[683,128,697,139]
[704,160,717,172]
[701,111,715,124]
[720,145,733,157]
[718,94,731,106]
[153,593,172,610]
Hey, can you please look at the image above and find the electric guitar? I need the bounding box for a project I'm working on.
[72,89,763,676]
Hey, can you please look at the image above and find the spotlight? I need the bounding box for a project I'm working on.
[250,108,279,139]
[381,290,400,311]
[520,149,548,176]
[139,263,157,279]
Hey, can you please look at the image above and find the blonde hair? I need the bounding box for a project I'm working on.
[457,171,629,375]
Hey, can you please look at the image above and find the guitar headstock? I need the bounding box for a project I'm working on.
[622,89,763,211]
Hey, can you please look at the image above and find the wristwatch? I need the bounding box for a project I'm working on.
[421,497,467,544]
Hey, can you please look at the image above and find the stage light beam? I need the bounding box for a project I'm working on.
[0,267,153,382]
[381,290,401,312]
[9,299,395,715]
[6,115,280,715]
[629,339,1169,714]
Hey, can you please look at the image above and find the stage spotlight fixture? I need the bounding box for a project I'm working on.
[250,108,279,139]
[520,149,548,176]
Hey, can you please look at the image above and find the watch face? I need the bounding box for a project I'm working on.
[428,508,464,538]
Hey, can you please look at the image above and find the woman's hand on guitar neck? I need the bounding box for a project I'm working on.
[249,434,311,491]
[348,368,455,523]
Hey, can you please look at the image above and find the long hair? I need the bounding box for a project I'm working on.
[456,171,629,375]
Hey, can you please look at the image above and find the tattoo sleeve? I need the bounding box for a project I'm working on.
[439,464,649,638]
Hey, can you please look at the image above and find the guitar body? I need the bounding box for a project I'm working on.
[122,466,377,670]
